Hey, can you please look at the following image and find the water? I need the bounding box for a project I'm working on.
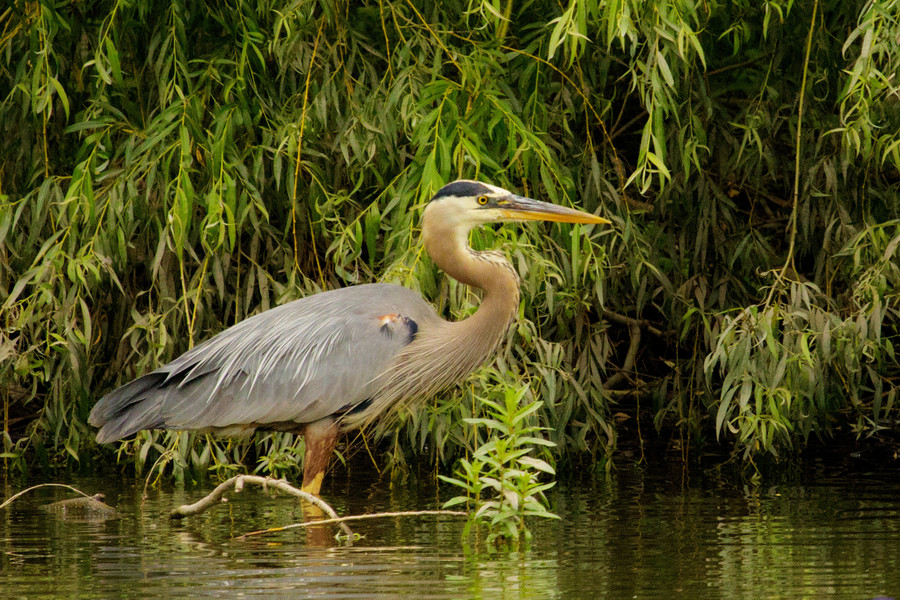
[2,465,898,599]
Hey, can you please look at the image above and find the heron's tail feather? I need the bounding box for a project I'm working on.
[89,373,168,443]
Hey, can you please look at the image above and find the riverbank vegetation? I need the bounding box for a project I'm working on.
[2,0,898,484]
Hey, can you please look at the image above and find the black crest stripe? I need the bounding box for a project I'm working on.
[430,181,493,202]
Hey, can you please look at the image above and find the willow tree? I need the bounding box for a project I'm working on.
[1,0,897,479]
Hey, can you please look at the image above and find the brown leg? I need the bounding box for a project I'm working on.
[300,417,338,496]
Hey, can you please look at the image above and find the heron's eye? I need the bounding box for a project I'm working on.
[477,195,489,206]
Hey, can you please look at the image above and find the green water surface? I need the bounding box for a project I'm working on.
[2,466,898,599]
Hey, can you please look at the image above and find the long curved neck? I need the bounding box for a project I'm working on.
[340,203,522,429]
[421,206,520,344]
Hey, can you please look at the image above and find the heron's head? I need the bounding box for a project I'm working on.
[425,180,610,230]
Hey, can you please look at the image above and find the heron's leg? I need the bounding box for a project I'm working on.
[300,417,338,496]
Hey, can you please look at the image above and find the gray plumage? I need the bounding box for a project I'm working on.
[89,179,609,494]
[91,284,439,442]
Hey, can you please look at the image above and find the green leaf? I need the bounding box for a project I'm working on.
[517,456,556,474]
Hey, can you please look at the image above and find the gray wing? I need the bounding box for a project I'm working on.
[90,283,440,443]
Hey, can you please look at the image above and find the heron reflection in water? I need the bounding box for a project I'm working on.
[90,180,610,495]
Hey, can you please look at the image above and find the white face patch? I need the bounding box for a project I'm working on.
[423,184,514,229]
[481,182,508,196]
[424,195,485,229]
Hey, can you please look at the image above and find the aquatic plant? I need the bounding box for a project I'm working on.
[440,384,559,546]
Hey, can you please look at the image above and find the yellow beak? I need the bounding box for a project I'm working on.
[498,195,611,225]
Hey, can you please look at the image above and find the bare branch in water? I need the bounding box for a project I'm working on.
[235,510,467,540]
[0,484,98,511]
[168,475,354,539]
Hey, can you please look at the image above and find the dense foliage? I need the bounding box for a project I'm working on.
[2,0,898,481]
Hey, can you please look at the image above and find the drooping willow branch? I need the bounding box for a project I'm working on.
[765,0,820,308]
[603,321,641,391]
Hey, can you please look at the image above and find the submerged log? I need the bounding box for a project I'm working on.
[41,493,119,520]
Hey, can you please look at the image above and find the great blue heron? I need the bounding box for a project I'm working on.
[89,180,609,495]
